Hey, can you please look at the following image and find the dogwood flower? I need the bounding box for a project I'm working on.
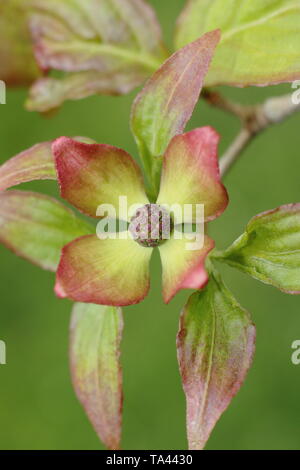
[53,126,228,306]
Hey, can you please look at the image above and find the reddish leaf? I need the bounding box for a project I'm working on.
[0,137,95,191]
[0,0,39,86]
[70,302,123,450]
[177,269,255,449]
[131,30,220,187]
[0,142,55,191]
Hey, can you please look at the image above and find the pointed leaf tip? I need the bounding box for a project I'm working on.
[131,30,221,180]
[177,270,255,449]
[70,302,123,450]
[218,203,300,294]
[0,142,55,191]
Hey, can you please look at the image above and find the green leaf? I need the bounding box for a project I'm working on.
[0,190,93,271]
[131,30,220,194]
[215,204,300,294]
[0,0,39,86]
[175,0,300,87]
[177,268,255,450]
[70,302,123,450]
[26,0,168,111]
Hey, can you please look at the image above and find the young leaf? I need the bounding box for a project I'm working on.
[0,137,95,190]
[130,30,220,191]
[70,302,123,450]
[175,0,300,87]
[0,190,93,271]
[215,204,300,294]
[0,142,55,190]
[177,269,255,450]
[26,0,168,111]
[0,0,39,85]
[26,70,148,113]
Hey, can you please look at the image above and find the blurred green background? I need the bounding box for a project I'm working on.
[1,0,300,450]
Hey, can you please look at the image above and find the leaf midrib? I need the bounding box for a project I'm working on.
[49,39,161,71]
[221,4,300,43]
[197,290,216,431]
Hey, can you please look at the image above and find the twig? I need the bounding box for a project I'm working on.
[202,89,245,118]
[203,91,300,176]
[219,128,252,176]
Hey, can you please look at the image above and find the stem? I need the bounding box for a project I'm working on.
[203,91,300,177]
[219,128,251,176]
[202,89,245,118]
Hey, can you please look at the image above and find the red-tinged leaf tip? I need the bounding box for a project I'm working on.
[177,271,256,450]
[55,234,152,306]
[159,234,214,304]
[0,142,55,191]
[70,302,123,450]
[0,137,95,191]
[52,137,149,220]
[131,30,221,166]
[157,127,228,223]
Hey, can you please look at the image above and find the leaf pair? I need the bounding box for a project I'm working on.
[18,0,300,111]
[178,202,300,449]
[69,270,256,451]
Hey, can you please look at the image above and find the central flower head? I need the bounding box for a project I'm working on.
[53,128,228,306]
[129,204,174,248]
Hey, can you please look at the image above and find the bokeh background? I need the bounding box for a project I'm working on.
[1,0,300,450]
